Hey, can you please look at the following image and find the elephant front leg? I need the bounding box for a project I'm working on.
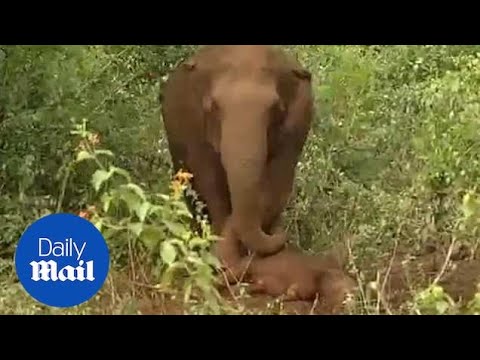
[213,216,251,285]
[187,145,231,235]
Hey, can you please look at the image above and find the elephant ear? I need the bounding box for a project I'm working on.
[276,64,312,112]
[181,58,196,71]
[274,64,314,144]
[291,67,312,81]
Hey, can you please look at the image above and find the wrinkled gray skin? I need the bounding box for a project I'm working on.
[161,45,314,257]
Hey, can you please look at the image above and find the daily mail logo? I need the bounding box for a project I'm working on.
[30,238,95,282]
[15,213,110,308]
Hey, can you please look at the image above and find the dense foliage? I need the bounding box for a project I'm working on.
[1,45,479,314]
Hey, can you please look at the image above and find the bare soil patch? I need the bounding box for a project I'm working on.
[372,242,480,312]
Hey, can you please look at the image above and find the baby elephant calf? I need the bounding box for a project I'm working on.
[214,224,356,305]
[234,248,356,304]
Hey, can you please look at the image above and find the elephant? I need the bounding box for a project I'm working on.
[160,45,314,257]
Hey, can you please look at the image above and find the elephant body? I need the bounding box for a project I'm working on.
[161,45,314,257]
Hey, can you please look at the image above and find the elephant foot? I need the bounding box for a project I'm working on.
[212,222,253,285]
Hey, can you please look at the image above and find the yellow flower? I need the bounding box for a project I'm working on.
[173,169,193,186]
[170,180,184,199]
[88,133,101,146]
[78,210,91,220]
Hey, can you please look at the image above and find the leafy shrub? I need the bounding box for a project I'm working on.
[70,120,225,313]
[0,45,196,255]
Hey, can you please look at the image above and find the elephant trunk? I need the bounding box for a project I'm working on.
[220,110,286,256]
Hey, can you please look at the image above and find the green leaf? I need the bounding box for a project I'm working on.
[135,201,151,222]
[148,205,165,217]
[208,234,222,242]
[93,219,103,232]
[111,166,131,181]
[161,241,177,265]
[172,201,193,218]
[116,186,143,215]
[76,150,94,163]
[160,265,175,286]
[462,192,480,219]
[166,239,188,256]
[466,293,480,315]
[140,226,163,252]
[157,194,170,201]
[436,301,449,315]
[431,285,444,298]
[188,237,208,250]
[94,149,114,157]
[160,261,185,285]
[186,253,203,266]
[124,183,146,201]
[163,219,187,238]
[101,193,113,213]
[202,252,222,269]
[128,222,143,237]
[91,169,113,192]
[101,227,119,241]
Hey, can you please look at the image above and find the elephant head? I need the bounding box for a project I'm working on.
[182,48,312,256]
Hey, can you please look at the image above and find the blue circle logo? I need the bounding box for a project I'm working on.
[14,213,110,308]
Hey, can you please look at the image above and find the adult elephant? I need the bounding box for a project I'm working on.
[161,45,314,257]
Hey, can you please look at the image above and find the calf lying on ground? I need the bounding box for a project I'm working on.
[214,223,356,304]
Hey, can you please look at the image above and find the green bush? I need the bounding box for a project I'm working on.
[0,45,196,256]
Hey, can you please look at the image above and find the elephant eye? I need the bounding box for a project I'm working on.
[271,99,286,117]
[203,95,219,114]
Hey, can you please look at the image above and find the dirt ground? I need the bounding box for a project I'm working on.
[95,241,480,315]
[379,243,480,312]
[125,286,355,315]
